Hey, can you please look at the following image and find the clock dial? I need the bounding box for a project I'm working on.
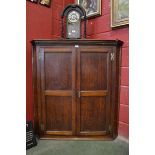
[68,11,80,23]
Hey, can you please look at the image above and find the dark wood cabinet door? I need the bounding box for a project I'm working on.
[76,46,112,136]
[39,47,76,136]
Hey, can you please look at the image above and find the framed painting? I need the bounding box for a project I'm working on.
[77,0,101,18]
[27,0,38,3]
[39,0,51,7]
[111,0,129,27]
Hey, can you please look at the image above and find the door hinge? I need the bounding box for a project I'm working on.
[111,52,115,61]
[40,123,44,131]
[109,125,112,134]
[39,50,42,60]
[78,91,81,98]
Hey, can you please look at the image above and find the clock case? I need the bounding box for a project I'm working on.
[61,4,87,39]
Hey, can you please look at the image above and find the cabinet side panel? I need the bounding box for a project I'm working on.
[114,47,122,137]
[32,45,39,134]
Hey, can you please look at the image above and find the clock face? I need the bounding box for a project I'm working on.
[68,11,80,23]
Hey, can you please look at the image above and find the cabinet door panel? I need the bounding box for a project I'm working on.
[39,47,76,136]
[46,96,72,132]
[81,53,107,90]
[80,97,106,131]
[45,52,72,90]
[77,47,112,136]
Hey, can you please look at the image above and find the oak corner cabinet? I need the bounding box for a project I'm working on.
[32,39,123,140]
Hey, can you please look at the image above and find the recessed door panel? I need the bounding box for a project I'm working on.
[81,53,107,90]
[45,53,72,90]
[46,96,72,131]
[80,97,106,131]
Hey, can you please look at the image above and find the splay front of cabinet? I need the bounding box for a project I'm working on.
[32,39,123,140]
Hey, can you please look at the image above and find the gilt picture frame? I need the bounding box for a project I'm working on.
[77,0,101,18]
[39,0,51,7]
[27,0,38,3]
[111,0,129,28]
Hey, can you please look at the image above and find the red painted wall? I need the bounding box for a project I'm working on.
[26,0,129,139]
